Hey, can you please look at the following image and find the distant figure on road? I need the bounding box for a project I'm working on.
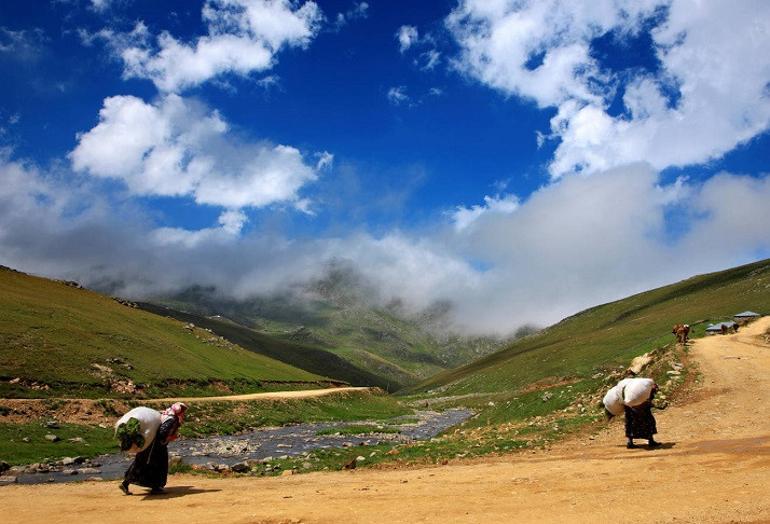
[603,377,661,449]
[672,323,690,344]
[120,402,187,495]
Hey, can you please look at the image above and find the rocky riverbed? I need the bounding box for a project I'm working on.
[3,409,472,485]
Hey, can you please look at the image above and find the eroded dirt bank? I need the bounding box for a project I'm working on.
[1,319,769,523]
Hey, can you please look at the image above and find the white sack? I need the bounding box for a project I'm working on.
[603,377,656,415]
[622,377,655,407]
[602,383,625,416]
[115,406,162,453]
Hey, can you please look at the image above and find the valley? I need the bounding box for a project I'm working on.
[3,314,769,523]
[2,259,770,523]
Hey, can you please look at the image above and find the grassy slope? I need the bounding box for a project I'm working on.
[137,303,403,391]
[0,268,325,396]
[0,423,115,465]
[410,258,770,395]
[155,290,504,388]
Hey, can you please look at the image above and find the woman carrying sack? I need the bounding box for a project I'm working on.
[120,402,187,495]
[603,377,661,449]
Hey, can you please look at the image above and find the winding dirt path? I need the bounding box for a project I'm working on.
[153,386,373,403]
[0,387,373,424]
[2,319,769,523]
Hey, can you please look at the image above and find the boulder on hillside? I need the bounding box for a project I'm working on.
[628,352,653,375]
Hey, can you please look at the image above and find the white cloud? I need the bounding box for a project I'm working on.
[315,151,334,171]
[447,0,770,178]
[151,209,247,248]
[5,148,770,335]
[451,194,519,232]
[387,85,410,105]
[293,197,314,215]
[680,174,770,259]
[417,49,440,70]
[440,165,770,333]
[447,0,630,107]
[105,0,323,92]
[70,94,319,210]
[397,25,419,53]
[218,208,248,234]
[90,0,112,11]
[0,27,47,60]
[334,1,369,30]
[255,74,280,90]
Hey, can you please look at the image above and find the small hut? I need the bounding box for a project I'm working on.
[705,321,738,335]
[733,311,761,325]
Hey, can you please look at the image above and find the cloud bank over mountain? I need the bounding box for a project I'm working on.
[3,150,770,334]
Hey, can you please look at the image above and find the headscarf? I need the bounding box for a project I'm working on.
[161,402,187,424]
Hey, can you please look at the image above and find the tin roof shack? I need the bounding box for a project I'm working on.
[706,321,738,335]
[734,311,761,325]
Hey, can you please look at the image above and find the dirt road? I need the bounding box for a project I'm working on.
[0,386,374,425]
[154,386,373,403]
[2,319,769,523]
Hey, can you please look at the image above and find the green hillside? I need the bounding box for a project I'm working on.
[0,267,328,398]
[156,292,504,388]
[410,258,770,396]
[137,302,405,392]
[153,269,504,388]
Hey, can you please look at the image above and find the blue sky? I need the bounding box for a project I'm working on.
[1,0,769,333]
[1,0,556,231]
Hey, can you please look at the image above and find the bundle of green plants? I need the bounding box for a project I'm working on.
[115,417,144,451]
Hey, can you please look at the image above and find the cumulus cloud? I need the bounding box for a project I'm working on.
[4,149,770,335]
[438,165,770,332]
[103,0,323,92]
[396,25,419,53]
[151,209,247,248]
[447,0,770,178]
[70,94,319,209]
[451,194,519,232]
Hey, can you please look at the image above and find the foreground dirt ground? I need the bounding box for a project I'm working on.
[2,319,769,524]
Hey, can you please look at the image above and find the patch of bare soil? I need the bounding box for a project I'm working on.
[0,398,130,425]
[2,322,770,523]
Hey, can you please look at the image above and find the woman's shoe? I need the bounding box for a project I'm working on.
[119,482,131,495]
[626,441,638,449]
[149,487,165,495]
[648,440,662,447]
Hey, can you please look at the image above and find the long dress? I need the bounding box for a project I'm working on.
[624,402,657,440]
[123,416,179,489]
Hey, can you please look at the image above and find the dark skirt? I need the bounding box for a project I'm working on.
[124,441,169,489]
[624,404,657,439]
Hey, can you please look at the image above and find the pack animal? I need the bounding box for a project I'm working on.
[672,323,690,344]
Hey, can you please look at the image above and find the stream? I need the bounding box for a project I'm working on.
[10,409,473,485]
